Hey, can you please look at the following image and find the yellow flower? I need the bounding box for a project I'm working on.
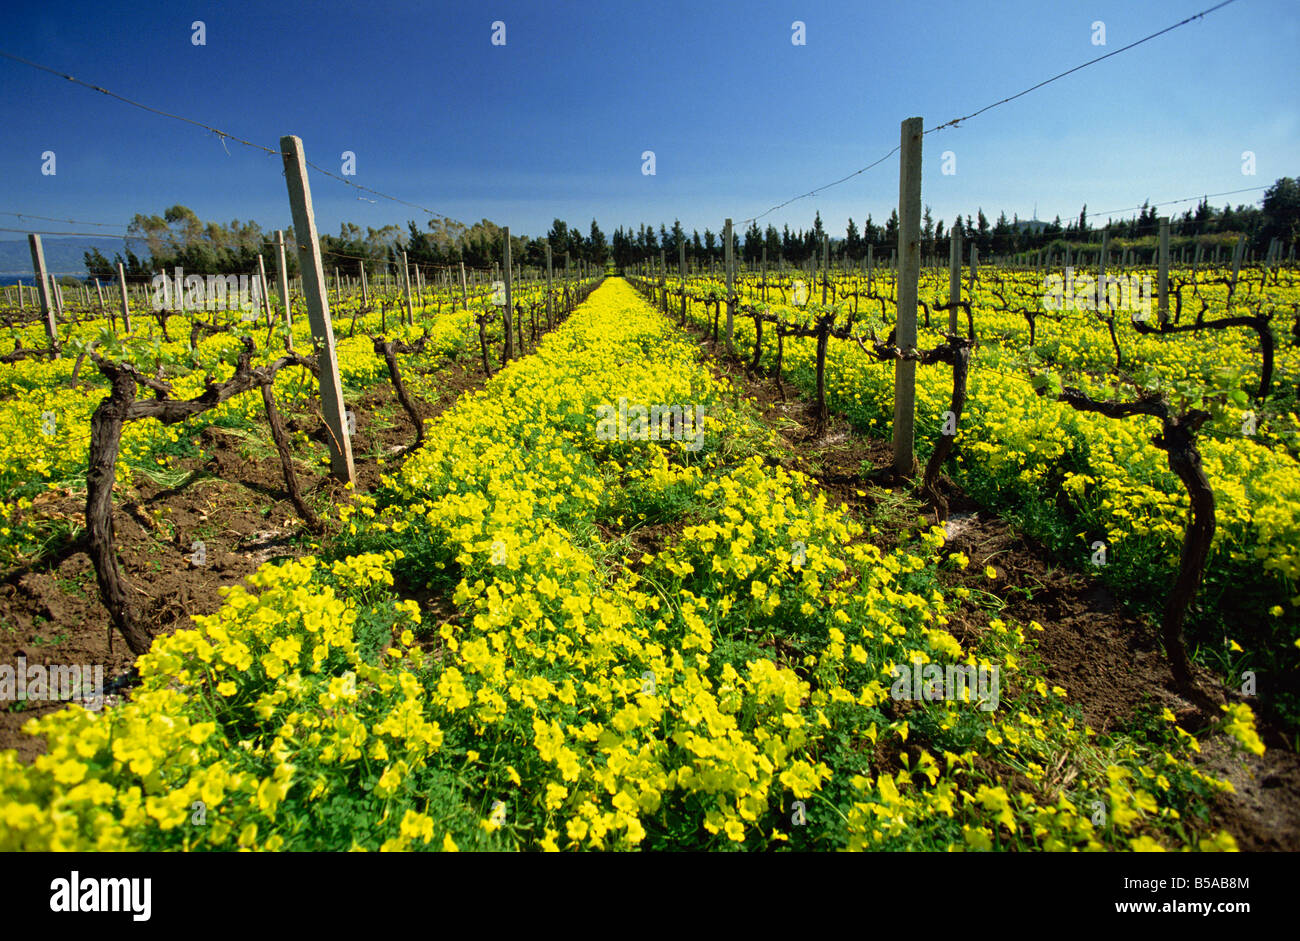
[1198,831,1239,852]
[963,826,993,851]
[1129,835,1166,852]
[399,809,434,845]
[375,764,404,797]
[53,759,87,785]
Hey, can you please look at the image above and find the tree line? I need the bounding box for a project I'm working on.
[82,177,1296,280]
[82,207,610,280]
[611,176,1298,266]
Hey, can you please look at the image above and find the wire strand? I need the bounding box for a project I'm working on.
[0,211,129,229]
[1093,185,1267,219]
[736,0,1242,227]
[926,0,1241,133]
[0,49,451,221]
[0,226,148,239]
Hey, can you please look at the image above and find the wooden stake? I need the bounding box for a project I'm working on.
[401,251,414,325]
[1098,227,1110,313]
[1158,217,1170,321]
[1230,233,1244,298]
[28,235,58,355]
[948,220,961,333]
[659,249,667,312]
[503,227,514,361]
[258,254,274,327]
[276,230,293,349]
[724,218,734,345]
[116,263,132,333]
[279,134,355,484]
[893,116,923,476]
[680,240,688,317]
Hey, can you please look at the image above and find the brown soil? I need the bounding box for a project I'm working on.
[682,316,1300,851]
[0,349,497,761]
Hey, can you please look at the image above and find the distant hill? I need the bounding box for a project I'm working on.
[0,238,150,277]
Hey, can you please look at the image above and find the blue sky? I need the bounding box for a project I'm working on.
[0,0,1295,247]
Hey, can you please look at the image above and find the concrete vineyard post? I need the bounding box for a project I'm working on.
[460,262,469,310]
[275,230,293,350]
[969,243,978,290]
[948,221,961,333]
[28,235,57,356]
[761,244,767,301]
[360,258,369,307]
[279,134,356,486]
[95,278,105,313]
[893,116,923,477]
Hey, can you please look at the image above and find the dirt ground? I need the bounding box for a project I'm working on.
[686,320,1300,852]
[0,351,491,761]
